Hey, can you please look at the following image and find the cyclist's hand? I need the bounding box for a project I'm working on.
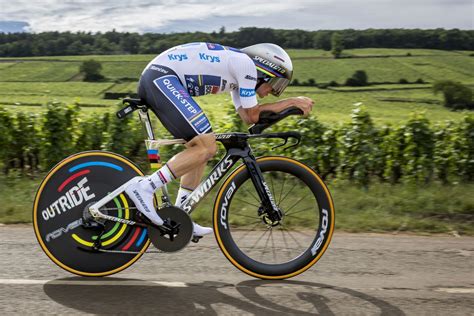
[289,96,314,117]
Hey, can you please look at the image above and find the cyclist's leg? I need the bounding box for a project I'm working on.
[130,65,216,230]
[174,139,211,208]
[138,65,217,177]
[167,134,216,177]
[174,140,209,210]
[179,162,206,191]
[165,135,216,236]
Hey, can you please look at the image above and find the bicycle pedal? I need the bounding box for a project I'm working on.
[191,236,202,243]
[136,211,152,225]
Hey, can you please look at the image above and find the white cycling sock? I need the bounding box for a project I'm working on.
[175,186,193,207]
[125,164,176,226]
[149,164,176,189]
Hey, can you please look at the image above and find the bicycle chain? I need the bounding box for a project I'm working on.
[91,207,201,255]
[96,248,163,255]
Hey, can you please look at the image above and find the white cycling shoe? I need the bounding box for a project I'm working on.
[193,222,213,237]
[124,177,164,226]
[125,177,213,237]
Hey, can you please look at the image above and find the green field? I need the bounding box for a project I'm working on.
[1,48,473,83]
[0,86,471,126]
[0,82,113,96]
[0,48,473,125]
[278,48,471,58]
[293,56,474,84]
[0,61,81,81]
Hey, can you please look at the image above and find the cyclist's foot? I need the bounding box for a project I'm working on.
[124,177,164,226]
[193,222,213,237]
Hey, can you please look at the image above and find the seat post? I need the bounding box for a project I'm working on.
[138,107,173,206]
[138,108,155,140]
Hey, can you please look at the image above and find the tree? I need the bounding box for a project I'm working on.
[120,34,140,54]
[80,59,105,81]
[66,40,84,55]
[313,31,332,50]
[433,80,473,110]
[1,29,474,57]
[307,78,316,86]
[331,32,344,58]
[345,70,368,86]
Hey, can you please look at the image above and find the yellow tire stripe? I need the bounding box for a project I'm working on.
[213,156,335,280]
[33,151,151,277]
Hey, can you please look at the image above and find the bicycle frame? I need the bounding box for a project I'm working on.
[180,135,278,216]
[89,107,284,225]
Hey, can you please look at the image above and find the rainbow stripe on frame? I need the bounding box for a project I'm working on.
[147,149,161,171]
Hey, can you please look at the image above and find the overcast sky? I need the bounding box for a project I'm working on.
[0,0,473,33]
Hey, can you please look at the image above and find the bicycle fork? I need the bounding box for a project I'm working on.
[242,155,283,224]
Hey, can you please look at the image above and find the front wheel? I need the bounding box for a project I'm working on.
[213,156,335,279]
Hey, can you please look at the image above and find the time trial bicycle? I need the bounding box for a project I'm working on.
[33,98,335,279]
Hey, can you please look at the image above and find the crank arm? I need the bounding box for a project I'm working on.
[92,212,143,227]
[88,177,140,221]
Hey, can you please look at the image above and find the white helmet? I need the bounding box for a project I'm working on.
[241,43,293,97]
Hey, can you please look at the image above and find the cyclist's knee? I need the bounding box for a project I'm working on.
[187,134,217,162]
[200,134,217,160]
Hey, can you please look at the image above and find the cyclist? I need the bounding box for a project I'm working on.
[125,42,314,237]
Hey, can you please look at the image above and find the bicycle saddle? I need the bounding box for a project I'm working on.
[116,98,149,119]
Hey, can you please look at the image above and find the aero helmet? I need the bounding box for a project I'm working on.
[241,43,293,97]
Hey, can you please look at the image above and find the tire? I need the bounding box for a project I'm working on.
[33,151,150,277]
[213,156,335,279]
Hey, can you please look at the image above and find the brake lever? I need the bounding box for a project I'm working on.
[272,137,288,150]
[271,133,301,151]
[284,135,301,150]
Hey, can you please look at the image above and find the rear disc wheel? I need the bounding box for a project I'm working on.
[33,151,151,277]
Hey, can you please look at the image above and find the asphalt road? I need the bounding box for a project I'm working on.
[0,225,473,315]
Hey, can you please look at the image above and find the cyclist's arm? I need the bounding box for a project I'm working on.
[238,97,314,124]
[237,99,294,124]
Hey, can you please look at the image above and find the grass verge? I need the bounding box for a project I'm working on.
[1,174,472,235]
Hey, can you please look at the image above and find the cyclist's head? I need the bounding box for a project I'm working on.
[241,43,293,97]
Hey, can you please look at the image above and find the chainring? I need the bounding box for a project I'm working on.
[148,206,193,252]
